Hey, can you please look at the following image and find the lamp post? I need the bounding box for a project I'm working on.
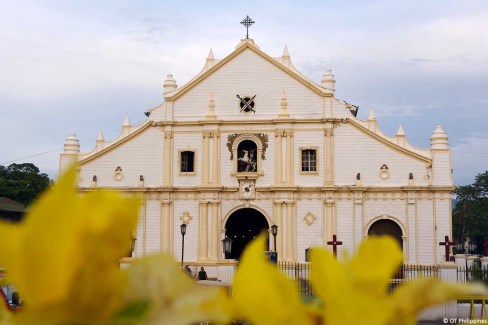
[180,223,187,267]
[222,237,233,259]
[271,225,278,252]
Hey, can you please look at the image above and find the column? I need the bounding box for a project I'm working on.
[275,131,283,184]
[286,202,294,261]
[161,201,172,252]
[275,201,284,259]
[163,132,173,186]
[324,128,334,185]
[209,202,220,261]
[202,133,210,184]
[352,192,363,253]
[211,133,220,184]
[324,200,335,246]
[285,131,294,184]
[407,192,417,264]
[198,202,209,260]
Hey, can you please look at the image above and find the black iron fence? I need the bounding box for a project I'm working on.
[389,265,439,294]
[278,261,314,297]
[277,262,446,297]
[457,263,488,285]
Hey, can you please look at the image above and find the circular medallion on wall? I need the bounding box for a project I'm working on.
[113,166,124,181]
[236,94,256,113]
[379,164,390,180]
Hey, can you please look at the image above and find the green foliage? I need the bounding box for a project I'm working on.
[0,163,52,206]
[468,260,488,285]
[453,171,488,255]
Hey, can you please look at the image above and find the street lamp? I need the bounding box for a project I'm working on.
[271,224,278,252]
[180,223,187,267]
[222,237,233,259]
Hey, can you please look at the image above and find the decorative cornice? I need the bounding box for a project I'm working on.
[78,121,153,166]
[347,118,431,164]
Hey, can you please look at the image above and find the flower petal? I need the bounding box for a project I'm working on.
[310,245,394,325]
[123,254,232,325]
[348,236,403,297]
[391,278,488,324]
[233,235,313,325]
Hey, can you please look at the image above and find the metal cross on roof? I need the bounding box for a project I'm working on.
[240,15,255,39]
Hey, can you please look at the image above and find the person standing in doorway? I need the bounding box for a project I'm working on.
[198,267,208,280]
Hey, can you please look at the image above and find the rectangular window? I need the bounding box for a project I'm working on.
[301,149,317,172]
[181,151,195,173]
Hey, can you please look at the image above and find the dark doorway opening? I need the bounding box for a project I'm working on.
[368,219,403,250]
[225,208,269,260]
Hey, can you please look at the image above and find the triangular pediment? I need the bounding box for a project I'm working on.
[165,40,330,101]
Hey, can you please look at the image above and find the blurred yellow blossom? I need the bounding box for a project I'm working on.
[0,167,140,324]
[120,254,232,325]
[232,235,316,325]
[309,237,487,325]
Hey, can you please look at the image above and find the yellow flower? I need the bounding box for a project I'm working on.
[232,235,316,325]
[120,254,232,325]
[234,236,487,325]
[0,167,140,324]
[310,237,488,325]
[310,237,402,325]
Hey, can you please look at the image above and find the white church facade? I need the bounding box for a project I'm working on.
[59,38,454,275]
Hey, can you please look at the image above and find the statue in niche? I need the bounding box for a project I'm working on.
[237,140,257,172]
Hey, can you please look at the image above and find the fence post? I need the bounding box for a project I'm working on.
[481,257,488,268]
[455,254,467,282]
[466,256,477,268]
[218,263,237,284]
[439,262,458,319]
[455,254,467,267]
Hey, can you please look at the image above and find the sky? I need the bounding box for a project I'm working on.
[0,0,487,185]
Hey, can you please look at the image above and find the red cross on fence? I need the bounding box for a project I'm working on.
[327,234,343,258]
[439,235,455,262]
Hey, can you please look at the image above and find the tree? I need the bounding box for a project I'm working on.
[0,163,53,206]
[453,171,488,255]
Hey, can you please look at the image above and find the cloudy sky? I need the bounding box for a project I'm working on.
[1,0,487,185]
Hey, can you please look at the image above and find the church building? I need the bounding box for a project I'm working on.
[59,32,454,277]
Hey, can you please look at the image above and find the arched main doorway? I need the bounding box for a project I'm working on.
[224,208,269,260]
[368,219,403,250]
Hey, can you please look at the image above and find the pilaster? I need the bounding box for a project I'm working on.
[274,130,284,184]
[202,132,210,184]
[352,191,364,253]
[211,132,220,184]
[324,198,336,246]
[163,131,173,187]
[406,190,417,264]
[284,130,294,185]
[323,128,335,185]
[285,202,295,261]
[274,201,284,259]
[161,200,172,252]
[209,202,220,261]
[198,202,209,261]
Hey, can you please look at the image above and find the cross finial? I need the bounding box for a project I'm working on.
[240,15,255,39]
